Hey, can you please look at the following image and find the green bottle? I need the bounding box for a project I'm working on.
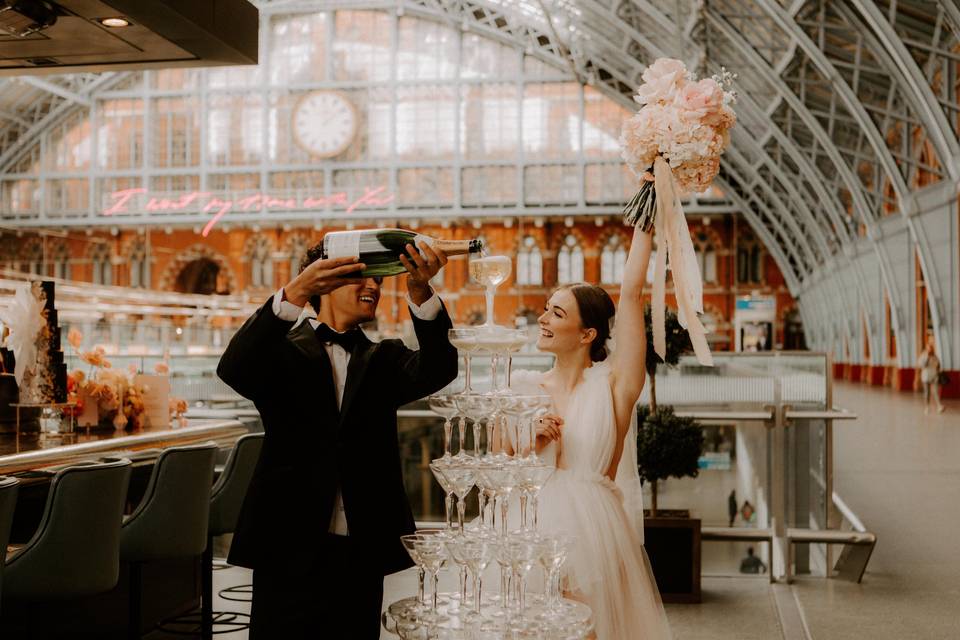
[321,228,484,277]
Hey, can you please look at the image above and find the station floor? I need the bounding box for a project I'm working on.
[149,381,960,640]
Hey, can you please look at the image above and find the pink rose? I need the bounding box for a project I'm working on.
[634,58,688,106]
[676,79,724,120]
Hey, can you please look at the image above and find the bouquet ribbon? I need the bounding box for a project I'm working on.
[651,156,714,367]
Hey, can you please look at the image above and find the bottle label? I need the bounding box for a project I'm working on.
[325,232,361,259]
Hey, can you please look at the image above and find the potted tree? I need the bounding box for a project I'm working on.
[638,306,705,603]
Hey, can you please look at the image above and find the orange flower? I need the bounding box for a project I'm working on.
[81,347,111,369]
[67,328,83,350]
[154,362,169,375]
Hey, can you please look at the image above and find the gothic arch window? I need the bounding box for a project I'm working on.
[516,235,542,286]
[128,240,149,288]
[600,234,627,285]
[557,234,583,285]
[695,232,717,284]
[737,237,763,284]
[89,243,113,285]
[51,242,70,280]
[247,236,274,289]
[20,240,43,275]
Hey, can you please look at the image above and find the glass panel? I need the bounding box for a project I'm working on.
[461,34,520,78]
[333,10,392,82]
[152,68,201,91]
[583,86,628,158]
[98,99,144,169]
[397,167,454,207]
[1,179,40,215]
[152,97,201,167]
[45,111,91,171]
[397,17,458,80]
[207,94,264,166]
[396,85,457,161]
[585,163,635,204]
[45,179,88,216]
[522,82,581,159]
[460,83,519,160]
[461,166,518,206]
[207,64,263,88]
[523,165,580,205]
[331,169,390,210]
[270,12,328,85]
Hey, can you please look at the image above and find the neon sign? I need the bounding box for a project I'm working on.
[102,187,396,237]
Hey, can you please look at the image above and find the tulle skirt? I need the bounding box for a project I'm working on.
[537,468,672,640]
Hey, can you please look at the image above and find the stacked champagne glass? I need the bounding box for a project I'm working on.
[385,257,593,639]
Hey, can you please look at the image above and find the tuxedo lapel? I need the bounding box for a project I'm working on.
[339,338,378,430]
[287,321,339,418]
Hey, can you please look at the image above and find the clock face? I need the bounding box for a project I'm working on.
[292,91,358,158]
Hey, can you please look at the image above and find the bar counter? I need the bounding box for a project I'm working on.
[0,419,248,475]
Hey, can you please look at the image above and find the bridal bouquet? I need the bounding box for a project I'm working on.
[619,58,737,367]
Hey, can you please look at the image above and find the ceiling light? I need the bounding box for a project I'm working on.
[99,16,130,28]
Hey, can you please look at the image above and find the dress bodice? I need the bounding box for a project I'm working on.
[511,364,617,475]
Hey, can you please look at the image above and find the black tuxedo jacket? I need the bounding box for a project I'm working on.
[216,296,458,577]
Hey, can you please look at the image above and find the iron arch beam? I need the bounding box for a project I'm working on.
[706,7,910,367]
[847,0,960,180]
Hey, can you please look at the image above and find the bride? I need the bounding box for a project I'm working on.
[511,225,671,640]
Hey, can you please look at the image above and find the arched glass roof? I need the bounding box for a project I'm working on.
[0,0,958,367]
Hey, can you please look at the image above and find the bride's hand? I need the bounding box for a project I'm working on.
[535,414,563,447]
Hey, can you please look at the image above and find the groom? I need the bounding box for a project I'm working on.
[217,241,458,638]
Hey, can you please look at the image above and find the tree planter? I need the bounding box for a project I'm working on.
[643,513,701,604]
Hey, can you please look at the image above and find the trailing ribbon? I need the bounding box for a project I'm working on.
[651,156,713,367]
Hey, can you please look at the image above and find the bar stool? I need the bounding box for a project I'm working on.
[2,459,132,633]
[120,442,217,640]
[0,476,20,611]
[159,433,263,637]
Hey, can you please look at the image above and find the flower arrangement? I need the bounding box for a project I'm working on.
[619,58,737,368]
[64,330,149,430]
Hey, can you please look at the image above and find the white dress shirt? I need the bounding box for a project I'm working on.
[271,288,442,535]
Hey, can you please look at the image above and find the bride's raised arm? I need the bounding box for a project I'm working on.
[610,226,654,411]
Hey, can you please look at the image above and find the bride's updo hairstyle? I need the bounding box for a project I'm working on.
[558,284,616,362]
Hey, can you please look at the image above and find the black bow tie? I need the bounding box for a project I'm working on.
[315,323,363,351]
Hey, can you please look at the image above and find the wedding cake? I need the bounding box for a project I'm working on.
[18,281,68,404]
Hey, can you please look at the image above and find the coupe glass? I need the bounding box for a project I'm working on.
[429,459,455,532]
[399,534,428,611]
[500,394,552,459]
[460,536,494,620]
[447,327,479,393]
[504,328,531,389]
[482,464,518,537]
[455,392,496,459]
[474,325,516,393]
[427,393,458,458]
[506,536,540,617]
[412,535,449,623]
[536,534,574,617]
[468,255,512,327]
[444,537,471,615]
[515,462,555,531]
[438,462,477,534]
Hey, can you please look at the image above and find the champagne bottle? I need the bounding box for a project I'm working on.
[321,228,484,277]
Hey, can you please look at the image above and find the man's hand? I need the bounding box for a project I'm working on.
[399,241,448,305]
[283,256,366,307]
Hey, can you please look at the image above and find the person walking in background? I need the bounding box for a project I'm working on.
[917,336,946,415]
[740,500,755,525]
[728,490,737,527]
